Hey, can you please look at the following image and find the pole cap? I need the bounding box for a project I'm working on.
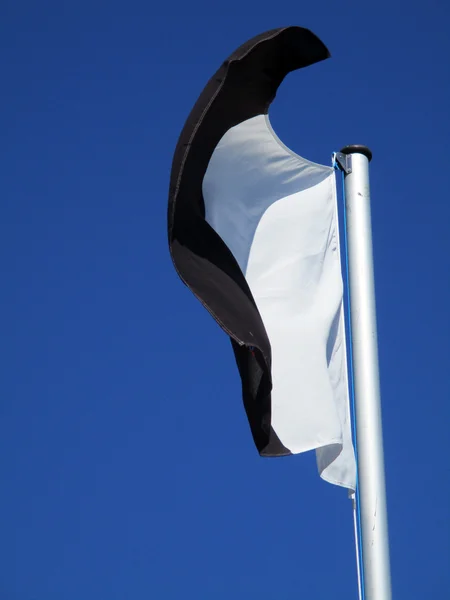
[340,145,372,162]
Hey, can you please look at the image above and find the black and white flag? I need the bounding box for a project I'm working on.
[168,26,356,490]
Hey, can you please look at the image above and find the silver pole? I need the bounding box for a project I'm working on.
[340,145,392,600]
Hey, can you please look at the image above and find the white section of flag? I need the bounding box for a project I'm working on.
[203,115,356,490]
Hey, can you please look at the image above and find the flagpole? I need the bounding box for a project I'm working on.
[339,146,392,600]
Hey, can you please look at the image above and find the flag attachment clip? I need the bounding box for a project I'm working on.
[333,152,353,174]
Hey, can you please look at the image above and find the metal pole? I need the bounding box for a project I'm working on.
[340,145,392,600]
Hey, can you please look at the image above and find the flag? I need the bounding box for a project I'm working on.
[168,26,356,489]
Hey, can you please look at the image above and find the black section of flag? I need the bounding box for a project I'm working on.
[168,27,330,456]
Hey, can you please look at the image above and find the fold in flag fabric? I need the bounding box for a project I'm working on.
[168,26,356,490]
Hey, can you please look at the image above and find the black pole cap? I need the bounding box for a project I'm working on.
[340,145,372,162]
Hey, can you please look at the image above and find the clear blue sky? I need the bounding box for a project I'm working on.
[2,2,449,598]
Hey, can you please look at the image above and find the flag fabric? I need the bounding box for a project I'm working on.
[168,26,356,489]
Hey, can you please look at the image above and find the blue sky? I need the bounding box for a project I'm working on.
[1,2,449,598]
